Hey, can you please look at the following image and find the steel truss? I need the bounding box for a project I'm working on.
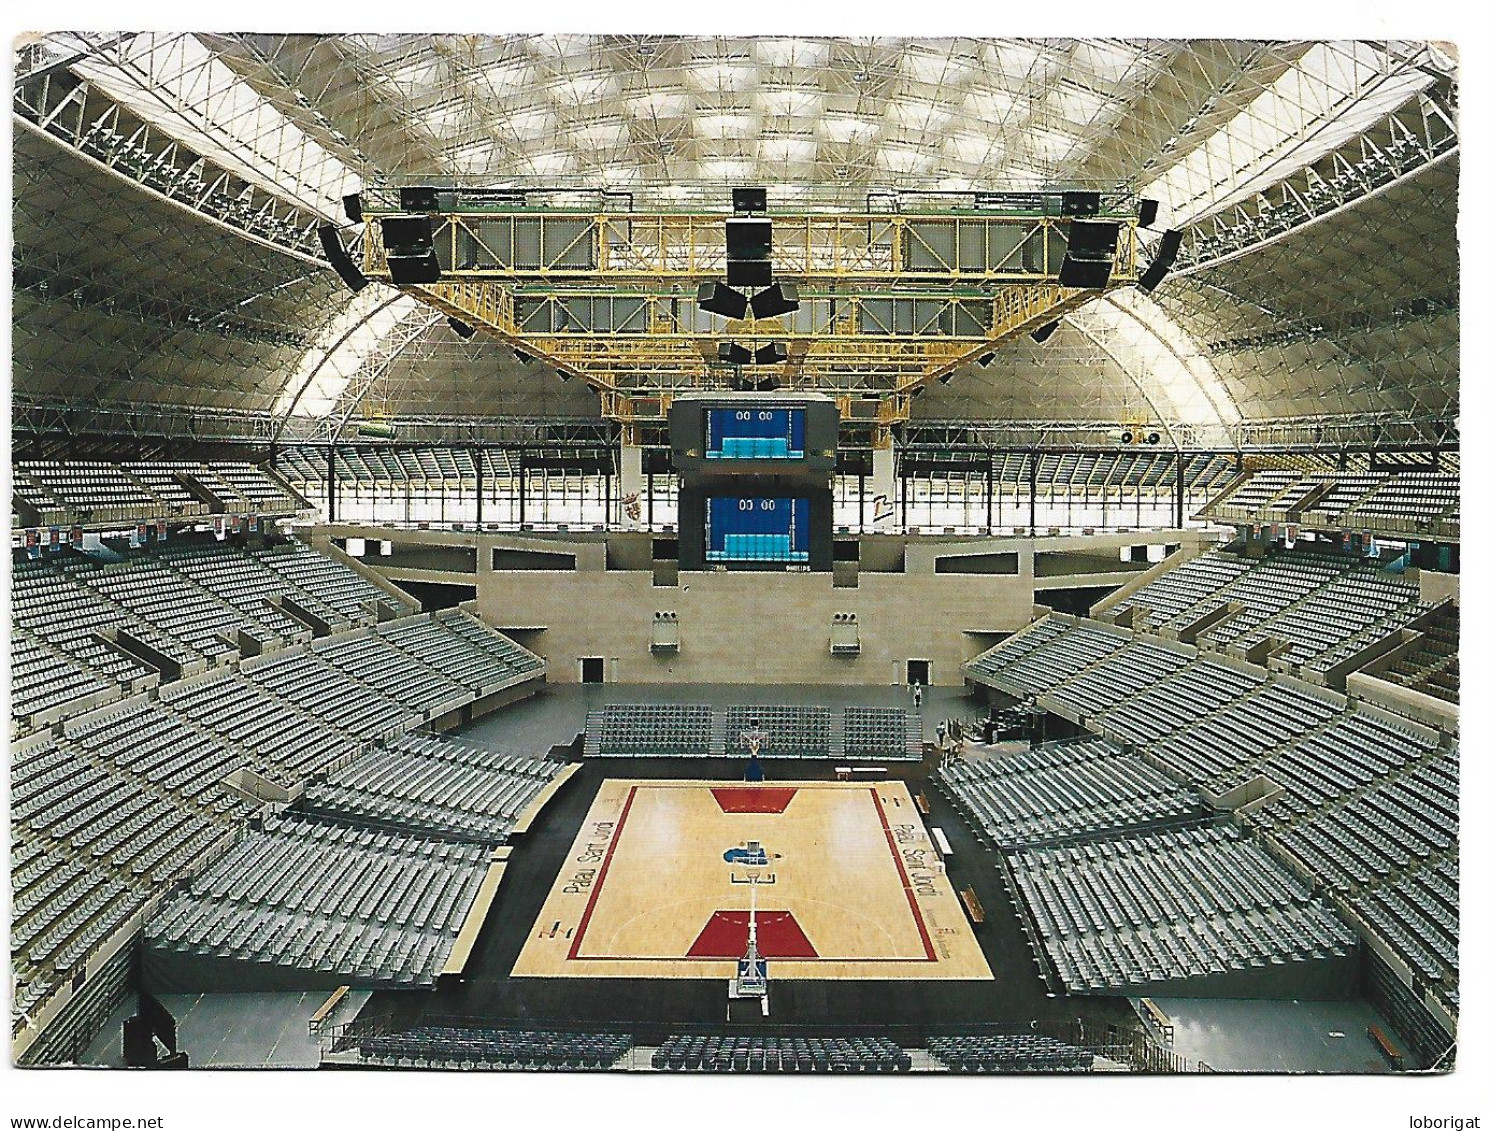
[361,200,1140,421]
[1175,84,1458,273]
[13,73,326,261]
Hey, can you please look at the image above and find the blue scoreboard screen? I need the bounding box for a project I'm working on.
[705,408,805,460]
[705,497,810,563]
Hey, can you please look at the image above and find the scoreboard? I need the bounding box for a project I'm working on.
[705,497,810,563]
[670,393,837,572]
[670,393,837,474]
[706,408,806,461]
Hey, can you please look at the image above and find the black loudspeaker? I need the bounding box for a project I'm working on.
[1059,220,1121,288]
[697,281,749,319]
[739,375,786,393]
[387,253,441,284]
[733,187,768,214]
[399,186,440,211]
[1061,190,1101,217]
[1066,220,1121,258]
[123,1016,158,1068]
[1030,320,1060,344]
[448,317,476,340]
[1138,197,1159,228]
[381,215,439,284]
[343,193,363,224]
[726,217,772,287]
[754,342,787,365]
[728,260,773,287]
[380,215,434,256]
[1137,229,1184,294]
[317,225,368,293]
[749,282,800,319]
[718,342,752,366]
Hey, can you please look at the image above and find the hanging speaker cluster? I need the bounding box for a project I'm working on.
[698,281,749,319]
[725,217,773,287]
[696,189,803,371]
[380,215,441,284]
[1137,230,1184,294]
[318,224,368,293]
[749,281,799,319]
[1058,220,1121,289]
[718,342,787,366]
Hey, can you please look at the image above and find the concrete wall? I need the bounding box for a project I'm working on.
[477,567,1032,686]
[1418,570,1459,606]
[316,523,1196,687]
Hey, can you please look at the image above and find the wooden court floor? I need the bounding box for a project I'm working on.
[512,779,993,980]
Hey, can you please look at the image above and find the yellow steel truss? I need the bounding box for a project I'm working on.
[366,205,1141,425]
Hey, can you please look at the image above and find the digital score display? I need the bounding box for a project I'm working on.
[705,408,806,460]
[705,497,810,563]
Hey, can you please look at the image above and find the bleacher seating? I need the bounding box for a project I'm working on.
[1105,550,1252,628]
[11,556,177,689]
[159,670,360,786]
[1204,466,1460,535]
[1147,680,1344,788]
[966,611,1455,1022]
[302,734,562,843]
[361,1026,631,1069]
[938,737,1205,848]
[724,705,831,758]
[1005,824,1355,994]
[1095,658,1264,747]
[974,622,1126,698]
[9,633,115,725]
[1351,854,1457,1008]
[927,1034,1094,1072]
[1213,469,1302,512]
[964,617,1068,681]
[843,706,917,760]
[1041,640,1189,720]
[375,614,533,692]
[240,648,421,740]
[1103,547,1428,674]
[1378,603,1458,704]
[313,633,469,717]
[1254,741,1452,889]
[651,1034,911,1073]
[146,813,489,987]
[156,543,316,642]
[61,698,257,819]
[584,703,919,759]
[11,460,303,528]
[250,541,415,622]
[10,733,235,1034]
[586,704,714,758]
[429,610,545,681]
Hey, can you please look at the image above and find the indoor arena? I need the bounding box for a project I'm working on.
[7,30,1462,1094]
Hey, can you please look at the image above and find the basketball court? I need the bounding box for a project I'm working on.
[512,779,993,980]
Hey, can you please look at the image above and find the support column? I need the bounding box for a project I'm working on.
[986,452,995,533]
[1027,451,1039,534]
[1173,449,1186,529]
[474,447,485,526]
[518,455,527,527]
[870,440,895,531]
[326,447,336,523]
[619,441,644,530]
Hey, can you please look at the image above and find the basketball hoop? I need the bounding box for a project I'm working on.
[729,837,775,1003]
[738,726,770,758]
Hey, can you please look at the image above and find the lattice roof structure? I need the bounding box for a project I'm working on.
[11,34,1459,449]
